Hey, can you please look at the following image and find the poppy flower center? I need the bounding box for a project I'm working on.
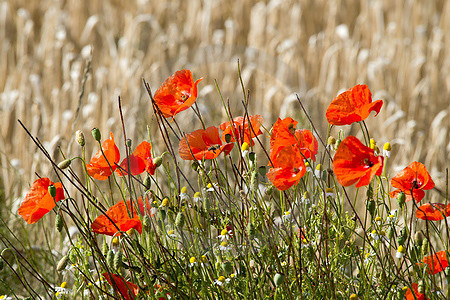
[412,180,420,189]
[363,158,374,167]
[208,145,221,152]
[180,91,190,102]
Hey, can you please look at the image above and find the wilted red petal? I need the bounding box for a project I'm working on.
[116,141,154,176]
[153,70,203,118]
[405,283,426,300]
[416,203,450,221]
[179,126,234,160]
[390,162,434,203]
[103,273,139,300]
[326,84,383,125]
[18,178,64,224]
[422,251,448,274]
[295,129,318,161]
[333,136,384,187]
[91,197,152,236]
[86,133,120,180]
[219,115,263,145]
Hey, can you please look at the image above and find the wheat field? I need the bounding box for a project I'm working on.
[0,0,449,218]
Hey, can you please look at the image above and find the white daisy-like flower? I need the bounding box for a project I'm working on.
[167,229,177,238]
[193,191,202,203]
[55,281,70,298]
[300,192,311,205]
[218,228,231,241]
[219,241,231,251]
[375,216,382,225]
[314,164,322,178]
[179,186,188,200]
[205,183,217,192]
[214,276,227,286]
[325,188,335,198]
[396,245,405,259]
[364,251,375,264]
[387,209,398,223]
[305,162,312,173]
[0,295,13,300]
[282,211,293,222]
[241,142,249,158]
[383,142,391,157]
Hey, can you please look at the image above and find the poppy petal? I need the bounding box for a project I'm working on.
[103,273,139,300]
[416,203,450,221]
[422,251,448,274]
[405,283,427,300]
[116,141,153,176]
[390,161,434,203]
[267,165,306,191]
[18,178,64,224]
[219,115,264,145]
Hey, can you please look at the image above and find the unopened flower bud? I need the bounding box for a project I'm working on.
[57,159,72,169]
[383,142,391,157]
[248,152,256,162]
[112,237,119,247]
[143,175,151,190]
[222,261,233,274]
[225,134,232,143]
[191,161,200,171]
[274,273,285,287]
[414,231,424,246]
[397,192,406,207]
[91,128,101,142]
[327,136,336,146]
[56,255,70,272]
[422,238,429,255]
[153,156,163,168]
[48,185,56,198]
[55,214,64,232]
[76,130,85,146]
[102,239,109,256]
[175,212,185,229]
[397,227,407,245]
[367,200,375,217]
[161,198,169,207]
[106,250,114,268]
[126,139,132,148]
[349,294,358,300]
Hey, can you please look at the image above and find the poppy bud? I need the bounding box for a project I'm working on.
[250,171,258,191]
[274,273,285,287]
[56,255,70,272]
[153,156,163,168]
[76,130,85,146]
[367,200,375,217]
[422,238,429,255]
[248,152,256,163]
[225,134,232,143]
[222,261,233,274]
[366,185,373,198]
[57,159,72,169]
[387,226,395,240]
[48,185,57,198]
[102,239,109,256]
[55,214,64,232]
[91,128,101,142]
[397,227,407,245]
[113,250,122,270]
[106,250,114,268]
[126,139,132,148]
[175,212,185,229]
[247,222,256,238]
[396,192,406,207]
[327,136,336,146]
[418,280,425,294]
[414,231,424,246]
[191,161,200,172]
[69,250,77,264]
[143,175,151,190]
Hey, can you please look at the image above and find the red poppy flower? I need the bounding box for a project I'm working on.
[116,141,156,176]
[390,161,435,203]
[416,203,450,221]
[267,118,307,190]
[103,273,139,300]
[153,70,203,118]
[219,115,263,145]
[91,197,153,236]
[18,178,65,224]
[86,132,120,180]
[333,136,384,187]
[179,126,234,160]
[422,250,448,274]
[326,84,383,125]
[405,283,426,300]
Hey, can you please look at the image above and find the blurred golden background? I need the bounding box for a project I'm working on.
[1,0,449,211]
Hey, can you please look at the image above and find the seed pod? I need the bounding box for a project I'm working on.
[91,128,101,141]
[422,238,429,255]
[175,212,185,229]
[414,231,424,246]
[248,152,256,163]
[102,239,109,256]
[56,255,70,272]
[76,130,85,146]
[55,214,64,232]
[367,200,375,217]
[225,134,232,143]
[106,250,114,268]
[222,261,233,274]
[57,159,72,169]
[113,250,122,270]
[274,273,285,287]
[48,185,57,198]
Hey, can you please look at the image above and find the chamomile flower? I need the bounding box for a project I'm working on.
[189,256,197,267]
[305,162,312,173]
[387,209,398,223]
[314,164,323,178]
[396,245,405,259]
[383,142,391,157]
[214,276,231,286]
[193,192,201,203]
[325,188,335,197]
[55,281,70,298]
[282,211,293,222]
[218,228,231,241]
[167,230,177,238]
[241,142,249,158]
[375,216,382,225]
[0,295,12,300]
[205,183,217,192]
[179,186,188,200]
[219,241,231,251]
[159,198,169,208]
